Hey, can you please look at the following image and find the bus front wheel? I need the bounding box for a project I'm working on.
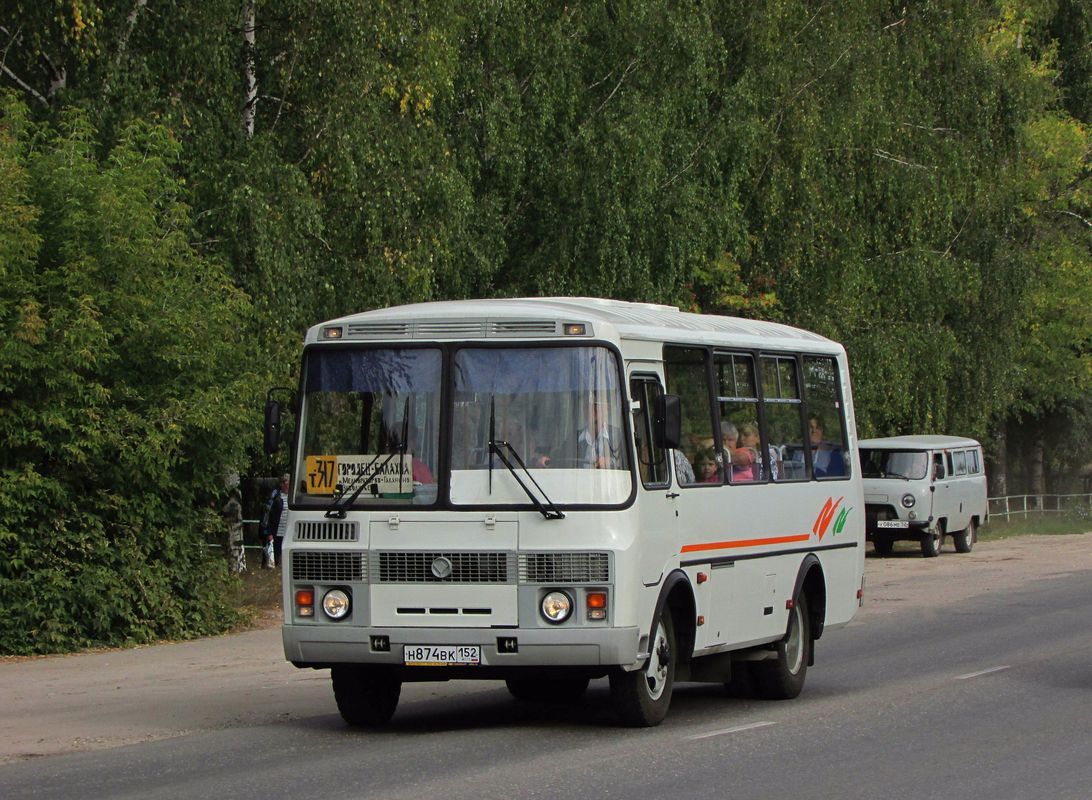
[753,593,810,700]
[331,665,401,727]
[610,608,676,727]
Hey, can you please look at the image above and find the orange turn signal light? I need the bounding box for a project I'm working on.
[586,592,607,609]
[296,588,315,617]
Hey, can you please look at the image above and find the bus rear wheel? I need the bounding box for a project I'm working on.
[610,608,676,727]
[331,665,401,727]
[753,594,810,700]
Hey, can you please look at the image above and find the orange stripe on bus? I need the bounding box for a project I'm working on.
[681,534,812,553]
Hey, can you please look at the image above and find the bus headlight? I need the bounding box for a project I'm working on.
[322,588,351,620]
[541,591,573,624]
[901,493,916,509]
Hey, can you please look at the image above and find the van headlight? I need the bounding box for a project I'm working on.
[322,588,351,620]
[541,591,573,624]
[901,493,916,509]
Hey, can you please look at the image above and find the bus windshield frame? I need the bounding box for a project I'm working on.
[292,342,633,511]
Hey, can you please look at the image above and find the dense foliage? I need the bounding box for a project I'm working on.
[0,0,1087,652]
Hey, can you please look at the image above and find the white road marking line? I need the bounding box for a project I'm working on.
[955,665,1011,680]
[686,721,777,741]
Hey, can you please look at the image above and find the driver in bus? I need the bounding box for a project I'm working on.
[578,397,621,469]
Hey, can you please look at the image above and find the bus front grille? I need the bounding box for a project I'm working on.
[376,552,514,584]
[519,552,611,584]
[292,551,367,582]
[295,521,358,542]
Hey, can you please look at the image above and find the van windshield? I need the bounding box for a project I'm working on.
[860,449,929,480]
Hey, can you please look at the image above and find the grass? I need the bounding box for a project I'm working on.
[978,515,1092,542]
[224,549,284,627]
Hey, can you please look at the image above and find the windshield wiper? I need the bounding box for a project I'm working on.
[325,399,411,519]
[488,443,565,521]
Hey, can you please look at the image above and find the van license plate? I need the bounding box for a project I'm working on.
[876,520,909,529]
[404,645,480,666]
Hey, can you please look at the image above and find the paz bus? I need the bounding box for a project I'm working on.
[265,297,865,727]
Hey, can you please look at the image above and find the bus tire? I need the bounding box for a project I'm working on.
[610,608,676,727]
[953,518,976,554]
[506,677,589,702]
[920,524,943,558]
[331,665,401,727]
[753,593,810,700]
[872,535,894,556]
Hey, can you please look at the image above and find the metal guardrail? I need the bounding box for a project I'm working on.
[987,493,1092,520]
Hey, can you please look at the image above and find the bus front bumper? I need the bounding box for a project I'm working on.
[283,623,640,670]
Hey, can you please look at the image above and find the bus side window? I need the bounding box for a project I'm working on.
[933,453,946,480]
[953,450,967,476]
[803,355,849,479]
[762,355,807,481]
[665,346,717,486]
[630,377,669,488]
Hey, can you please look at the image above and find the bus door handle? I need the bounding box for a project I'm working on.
[666,492,680,499]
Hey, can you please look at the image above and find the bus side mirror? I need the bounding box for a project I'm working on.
[653,394,682,450]
[264,399,282,455]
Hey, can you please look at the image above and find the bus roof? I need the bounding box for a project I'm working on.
[306,297,841,353]
[858,435,981,450]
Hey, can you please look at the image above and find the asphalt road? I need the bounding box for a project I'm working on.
[2,537,1090,800]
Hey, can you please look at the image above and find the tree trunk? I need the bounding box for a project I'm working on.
[1029,429,1045,496]
[987,421,1007,497]
[241,0,257,138]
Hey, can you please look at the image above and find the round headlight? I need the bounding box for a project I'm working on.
[540,591,573,624]
[322,588,351,620]
[901,493,916,509]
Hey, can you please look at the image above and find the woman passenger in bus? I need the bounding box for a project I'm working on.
[739,421,779,481]
[721,421,756,482]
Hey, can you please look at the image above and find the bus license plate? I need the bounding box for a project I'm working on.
[876,520,909,528]
[404,645,480,666]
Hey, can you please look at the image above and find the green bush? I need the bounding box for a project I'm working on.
[0,94,257,654]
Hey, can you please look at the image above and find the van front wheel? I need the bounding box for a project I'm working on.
[953,519,976,554]
[921,525,943,558]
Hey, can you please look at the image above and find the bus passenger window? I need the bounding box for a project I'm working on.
[762,355,807,481]
[665,346,717,486]
[803,356,849,479]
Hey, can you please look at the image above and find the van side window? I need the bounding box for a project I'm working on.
[933,452,946,480]
[762,355,807,481]
[630,377,669,488]
[953,450,967,476]
[803,356,848,479]
[665,346,717,486]
[968,449,981,474]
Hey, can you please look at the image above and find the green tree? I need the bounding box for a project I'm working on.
[0,94,258,654]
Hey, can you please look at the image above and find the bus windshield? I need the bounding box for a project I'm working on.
[294,344,631,509]
[449,346,631,507]
[860,449,929,481]
[296,347,442,507]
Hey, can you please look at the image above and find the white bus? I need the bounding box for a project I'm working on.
[266,298,865,727]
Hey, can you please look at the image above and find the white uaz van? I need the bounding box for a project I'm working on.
[859,435,988,558]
